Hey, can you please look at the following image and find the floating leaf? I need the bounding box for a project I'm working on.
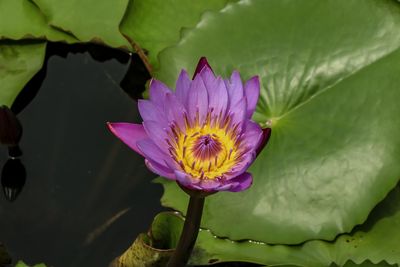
[0,0,76,42]
[120,0,236,68]
[156,0,400,244]
[0,41,46,107]
[145,183,400,267]
[32,0,129,48]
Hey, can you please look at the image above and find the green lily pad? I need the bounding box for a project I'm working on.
[145,182,400,266]
[155,0,400,244]
[32,0,129,49]
[0,0,76,42]
[119,0,236,68]
[0,41,46,107]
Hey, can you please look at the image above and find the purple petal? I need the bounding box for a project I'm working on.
[175,70,191,105]
[229,97,247,128]
[165,93,187,131]
[225,172,253,192]
[137,139,173,168]
[244,76,260,118]
[202,72,228,117]
[149,79,172,108]
[224,152,255,179]
[226,71,244,109]
[193,57,213,79]
[256,128,271,156]
[197,179,220,191]
[107,123,148,157]
[145,159,175,179]
[174,170,201,190]
[187,75,209,125]
[242,121,263,150]
[138,100,167,125]
[142,120,169,153]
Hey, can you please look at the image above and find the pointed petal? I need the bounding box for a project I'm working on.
[203,74,228,117]
[187,75,209,125]
[197,179,220,191]
[149,79,172,107]
[193,57,213,79]
[225,172,253,192]
[226,71,244,108]
[244,76,260,118]
[107,123,148,157]
[229,97,247,128]
[174,170,202,190]
[225,152,255,180]
[165,93,187,131]
[145,159,175,179]
[256,128,272,156]
[175,70,191,105]
[138,99,167,125]
[142,120,169,153]
[242,121,263,150]
[137,139,172,168]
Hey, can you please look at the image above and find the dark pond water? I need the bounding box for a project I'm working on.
[0,43,163,267]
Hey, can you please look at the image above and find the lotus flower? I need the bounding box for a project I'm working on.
[108,58,270,192]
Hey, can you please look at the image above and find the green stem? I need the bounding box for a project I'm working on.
[167,195,205,267]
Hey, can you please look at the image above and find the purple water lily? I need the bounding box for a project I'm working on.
[108,58,270,193]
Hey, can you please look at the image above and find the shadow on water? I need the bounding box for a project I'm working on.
[0,42,162,266]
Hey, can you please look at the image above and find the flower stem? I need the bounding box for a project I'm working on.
[167,195,205,267]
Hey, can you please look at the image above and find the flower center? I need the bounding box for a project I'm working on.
[191,134,222,161]
[167,111,244,180]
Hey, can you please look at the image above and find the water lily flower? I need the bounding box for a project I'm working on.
[108,58,270,193]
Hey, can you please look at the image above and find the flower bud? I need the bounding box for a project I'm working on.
[0,106,22,146]
[1,158,26,202]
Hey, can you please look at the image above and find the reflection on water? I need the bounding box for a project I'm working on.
[0,43,163,266]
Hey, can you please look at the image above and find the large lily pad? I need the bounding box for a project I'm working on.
[0,0,76,42]
[119,0,236,68]
[0,41,46,107]
[156,0,400,244]
[32,0,129,48]
[144,182,400,266]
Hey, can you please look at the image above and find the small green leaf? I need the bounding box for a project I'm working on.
[0,41,46,107]
[110,233,173,267]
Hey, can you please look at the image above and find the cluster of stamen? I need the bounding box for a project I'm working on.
[165,108,247,180]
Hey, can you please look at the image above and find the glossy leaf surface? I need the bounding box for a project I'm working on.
[145,183,400,267]
[120,0,235,67]
[156,0,400,244]
[0,0,76,42]
[32,0,129,48]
